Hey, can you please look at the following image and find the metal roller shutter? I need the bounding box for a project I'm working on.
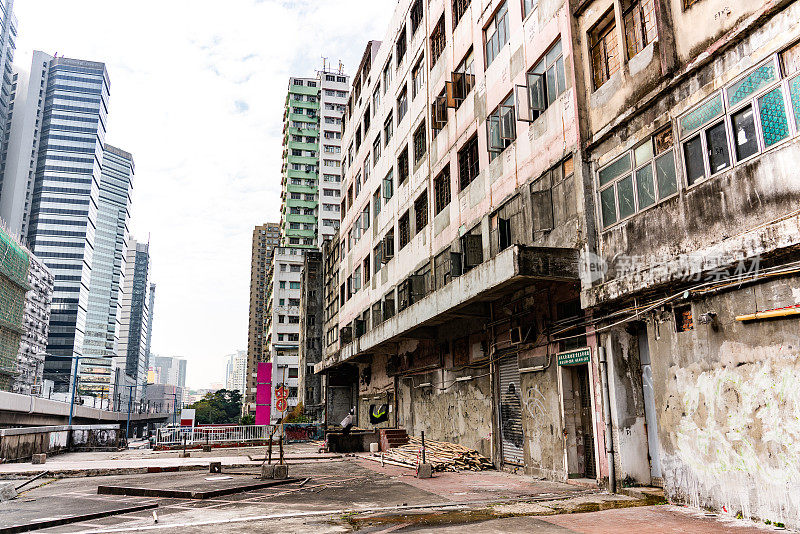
[498,355,525,465]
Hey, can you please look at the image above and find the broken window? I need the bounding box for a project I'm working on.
[674,305,694,332]
[413,120,427,163]
[589,9,620,90]
[399,210,411,249]
[484,2,509,68]
[487,93,516,161]
[623,0,657,60]
[557,299,587,351]
[434,165,451,214]
[458,134,480,190]
[430,15,446,67]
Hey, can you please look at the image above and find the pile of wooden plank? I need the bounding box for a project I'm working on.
[366,436,493,472]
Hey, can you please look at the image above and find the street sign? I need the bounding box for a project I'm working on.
[180,408,196,427]
[557,347,591,366]
[275,398,288,412]
[275,385,288,399]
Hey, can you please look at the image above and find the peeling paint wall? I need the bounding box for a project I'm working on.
[648,275,800,528]
[397,371,493,459]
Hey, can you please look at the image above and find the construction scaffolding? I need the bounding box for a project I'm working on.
[0,228,30,389]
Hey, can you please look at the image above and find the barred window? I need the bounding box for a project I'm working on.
[414,190,428,234]
[434,165,451,214]
[430,16,446,68]
[458,134,480,190]
[399,211,411,248]
[413,120,427,163]
[623,0,657,60]
[398,145,409,185]
[589,9,620,89]
[453,0,470,27]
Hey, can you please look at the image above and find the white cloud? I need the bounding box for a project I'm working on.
[14,0,395,388]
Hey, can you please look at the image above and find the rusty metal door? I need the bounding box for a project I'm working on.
[576,365,596,479]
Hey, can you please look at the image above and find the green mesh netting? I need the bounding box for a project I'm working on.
[0,229,29,288]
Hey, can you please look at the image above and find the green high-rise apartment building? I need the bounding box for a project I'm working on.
[280,72,349,249]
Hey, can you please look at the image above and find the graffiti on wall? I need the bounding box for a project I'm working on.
[524,385,548,418]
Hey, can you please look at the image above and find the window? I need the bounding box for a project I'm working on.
[399,211,411,248]
[410,0,423,36]
[383,58,392,93]
[288,315,300,324]
[683,0,701,8]
[589,9,620,89]
[484,2,509,67]
[412,56,425,99]
[364,104,371,132]
[413,121,427,163]
[396,26,407,66]
[432,88,448,133]
[521,40,566,122]
[458,134,480,190]
[414,190,428,234]
[373,188,382,218]
[278,314,285,323]
[363,256,371,283]
[430,16,446,67]
[398,146,410,185]
[374,242,383,272]
[623,0,657,59]
[373,135,381,163]
[523,0,537,17]
[384,113,394,145]
[383,169,394,200]
[397,85,408,121]
[487,93,516,161]
[448,48,476,110]
[453,0,470,27]
[598,127,677,228]
[279,281,286,289]
[434,165,451,214]
[290,281,301,289]
[353,266,362,291]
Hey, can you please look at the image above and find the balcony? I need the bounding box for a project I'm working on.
[324,245,579,370]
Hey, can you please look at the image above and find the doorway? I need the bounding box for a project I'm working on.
[561,363,597,479]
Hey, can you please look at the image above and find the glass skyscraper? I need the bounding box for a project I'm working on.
[80,145,133,395]
[25,56,110,391]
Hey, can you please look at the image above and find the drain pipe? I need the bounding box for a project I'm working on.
[598,345,616,493]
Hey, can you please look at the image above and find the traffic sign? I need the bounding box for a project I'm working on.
[275,385,288,399]
[275,398,288,412]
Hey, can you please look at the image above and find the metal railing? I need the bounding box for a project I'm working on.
[155,424,274,446]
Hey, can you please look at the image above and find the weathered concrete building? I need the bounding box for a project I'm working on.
[315,0,800,527]
[319,0,605,482]
[574,0,800,525]
[298,250,324,421]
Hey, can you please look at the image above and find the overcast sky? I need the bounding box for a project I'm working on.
[14,0,394,389]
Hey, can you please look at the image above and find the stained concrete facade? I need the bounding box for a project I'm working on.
[574,0,800,527]
[313,0,800,527]
[298,250,324,421]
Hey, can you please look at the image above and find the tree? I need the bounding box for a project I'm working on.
[240,414,255,425]
[189,389,243,424]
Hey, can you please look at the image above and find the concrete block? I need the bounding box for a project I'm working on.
[261,463,289,480]
[369,442,380,453]
[417,463,433,479]
[0,483,17,501]
[178,452,191,458]
[202,445,212,452]
[209,461,222,474]
[31,454,46,464]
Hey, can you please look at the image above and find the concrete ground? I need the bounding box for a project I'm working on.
[0,444,787,533]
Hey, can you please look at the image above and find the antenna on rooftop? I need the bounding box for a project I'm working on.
[338,61,344,74]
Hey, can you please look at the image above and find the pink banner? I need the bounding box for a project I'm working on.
[255,362,272,425]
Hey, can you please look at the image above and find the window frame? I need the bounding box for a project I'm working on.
[589,8,620,90]
[597,126,679,230]
[483,2,509,68]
